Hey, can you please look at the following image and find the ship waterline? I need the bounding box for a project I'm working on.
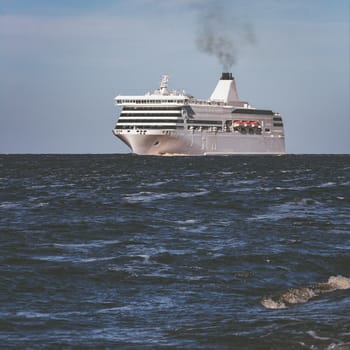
[113,73,286,155]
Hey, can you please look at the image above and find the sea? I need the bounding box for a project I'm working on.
[0,154,349,349]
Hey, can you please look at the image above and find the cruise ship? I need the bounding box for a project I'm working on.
[113,73,285,155]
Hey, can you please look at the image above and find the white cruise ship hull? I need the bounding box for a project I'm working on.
[113,130,285,156]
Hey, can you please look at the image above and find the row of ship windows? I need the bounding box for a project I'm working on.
[117,119,223,126]
[116,125,182,130]
[120,113,181,117]
[115,125,279,133]
[120,107,283,121]
[232,109,274,115]
[117,105,282,119]
[123,107,182,111]
[120,111,283,122]
[189,120,222,125]
[119,119,184,123]
[116,121,283,128]
[116,99,187,104]
[115,125,224,131]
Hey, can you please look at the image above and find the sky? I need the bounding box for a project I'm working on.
[0,0,349,154]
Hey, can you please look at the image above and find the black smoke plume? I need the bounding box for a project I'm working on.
[195,3,256,70]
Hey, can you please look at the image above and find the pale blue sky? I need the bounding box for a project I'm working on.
[1,0,349,153]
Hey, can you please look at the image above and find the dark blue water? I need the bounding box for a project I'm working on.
[1,154,349,349]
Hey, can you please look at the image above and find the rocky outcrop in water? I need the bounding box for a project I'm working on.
[261,275,350,309]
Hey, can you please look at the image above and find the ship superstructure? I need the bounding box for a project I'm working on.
[113,73,285,155]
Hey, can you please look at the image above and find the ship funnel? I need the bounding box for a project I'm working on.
[210,72,239,104]
[221,72,233,80]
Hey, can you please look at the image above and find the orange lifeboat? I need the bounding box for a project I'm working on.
[233,120,249,127]
[232,120,242,128]
[247,120,261,128]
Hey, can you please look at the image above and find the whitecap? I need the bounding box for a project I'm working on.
[107,265,139,277]
[174,219,199,224]
[184,275,205,281]
[134,254,151,263]
[16,311,51,319]
[54,239,120,250]
[298,198,321,206]
[54,242,98,249]
[123,192,167,203]
[97,306,132,314]
[33,255,115,263]
[32,202,49,208]
[249,198,332,222]
[0,202,22,209]
[123,190,209,204]
[1,200,49,210]
[78,257,115,263]
[222,187,256,194]
[100,239,121,246]
[248,213,282,221]
[179,225,208,233]
[317,182,336,188]
[48,183,67,188]
[307,330,332,341]
[141,180,170,188]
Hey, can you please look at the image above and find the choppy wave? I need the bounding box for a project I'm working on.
[33,255,116,263]
[53,239,121,250]
[123,190,209,203]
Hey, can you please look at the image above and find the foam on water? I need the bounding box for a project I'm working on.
[178,224,208,233]
[306,331,350,350]
[250,198,336,222]
[33,255,116,263]
[307,330,333,341]
[15,311,55,319]
[0,201,22,209]
[0,200,49,209]
[53,239,121,250]
[123,190,209,203]
[140,180,170,188]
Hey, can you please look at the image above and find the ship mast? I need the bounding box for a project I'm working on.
[159,75,169,95]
